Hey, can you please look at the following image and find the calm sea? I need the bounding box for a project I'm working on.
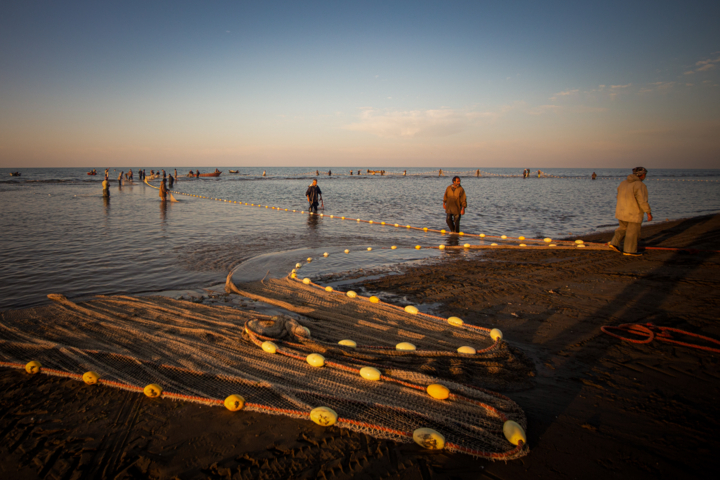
[1,167,719,310]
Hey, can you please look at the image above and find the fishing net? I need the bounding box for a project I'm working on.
[0,280,531,460]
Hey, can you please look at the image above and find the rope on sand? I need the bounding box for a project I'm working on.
[600,323,720,354]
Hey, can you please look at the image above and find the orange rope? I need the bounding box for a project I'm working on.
[601,322,720,353]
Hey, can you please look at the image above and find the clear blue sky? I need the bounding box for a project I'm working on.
[1,0,718,168]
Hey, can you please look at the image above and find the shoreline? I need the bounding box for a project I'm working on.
[1,213,719,478]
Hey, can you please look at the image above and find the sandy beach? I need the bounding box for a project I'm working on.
[1,214,719,479]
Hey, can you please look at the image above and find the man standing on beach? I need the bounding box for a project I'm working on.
[306,179,322,213]
[443,176,466,233]
[608,167,652,256]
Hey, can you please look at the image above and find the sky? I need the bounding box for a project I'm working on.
[1,0,719,168]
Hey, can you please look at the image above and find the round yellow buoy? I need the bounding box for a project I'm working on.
[357,219,361,222]
[83,371,100,385]
[296,263,302,268]
[381,222,385,225]
[427,384,450,400]
[325,286,333,292]
[549,244,556,247]
[544,238,552,243]
[441,229,446,234]
[480,233,485,237]
[360,366,381,381]
[439,244,445,250]
[518,236,525,240]
[448,316,463,326]
[25,361,41,374]
[290,273,297,279]
[413,428,445,450]
[396,342,416,351]
[307,257,312,262]
[501,235,507,239]
[310,406,338,427]
[302,278,311,285]
[391,246,397,249]
[306,353,325,367]
[367,247,372,251]
[261,341,278,354]
[423,227,428,231]
[369,296,380,303]
[394,223,399,227]
[459,232,464,236]
[369,220,373,224]
[323,252,329,257]
[519,243,527,247]
[503,420,527,446]
[344,249,350,254]
[575,239,583,244]
[224,394,245,411]
[346,290,357,298]
[463,243,470,248]
[490,328,503,341]
[457,346,476,354]
[404,305,419,315]
[491,243,498,246]
[338,339,357,347]
[406,225,411,229]
[577,244,586,248]
[415,245,421,250]
[341,216,345,219]
[144,384,162,398]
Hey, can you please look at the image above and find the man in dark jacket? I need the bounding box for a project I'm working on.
[306,179,322,213]
[443,176,467,233]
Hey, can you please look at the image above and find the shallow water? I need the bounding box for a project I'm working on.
[1,167,719,309]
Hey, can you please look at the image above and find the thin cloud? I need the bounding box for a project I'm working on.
[549,89,579,101]
[610,83,632,89]
[686,55,720,74]
[343,106,515,138]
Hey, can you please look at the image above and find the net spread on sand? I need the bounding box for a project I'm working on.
[0,276,531,460]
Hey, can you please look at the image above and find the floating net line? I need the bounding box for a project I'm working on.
[0,288,530,460]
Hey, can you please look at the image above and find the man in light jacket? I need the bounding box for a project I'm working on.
[608,167,653,256]
[443,176,467,233]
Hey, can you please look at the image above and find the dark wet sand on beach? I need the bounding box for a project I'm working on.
[1,214,719,479]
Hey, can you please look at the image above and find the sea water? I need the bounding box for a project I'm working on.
[1,167,719,309]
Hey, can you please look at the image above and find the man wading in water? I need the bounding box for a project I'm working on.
[306,179,323,213]
[443,176,466,233]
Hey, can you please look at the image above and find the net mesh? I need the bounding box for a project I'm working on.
[0,282,531,460]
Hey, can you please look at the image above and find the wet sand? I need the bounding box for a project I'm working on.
[2,214,719,479]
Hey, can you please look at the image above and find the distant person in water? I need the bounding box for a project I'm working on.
[476,169,480,177]
[102,176,110,197]
[160,178,168,202]
[592,172,597,180]
[196,169,200,178]
[168,174,174,188]
[443,176,466,234]
[608,167,652,256]
[404,170,407,176]
[174,169,177,181]
[262,171,266,176]
[117,171,123,186]
[350,170,353,175]
[306,179,322,213]
[328,170,332,176]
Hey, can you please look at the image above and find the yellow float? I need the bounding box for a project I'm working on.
[519,243,527,247]
[302,278,311,285]
[143,384,162,398]
[369,296,380,303]
[415,245,421,250]
[391,246,397,249]
[224,394,245,411]
[344,249,350,254]
[261,341,278,354]
[338,339,357,347]
[501,235,507,239]
[296,263,302,268]
[306,353,325,367]
[503,420,527,445]
[543,238,552,243]
[25,360,41,374]
[427,384,450,400]
[575,239,584,244]
[412,428,445,450]
[479,234,485,237]
[441,229,446,234]
[310,406,338,426]
[307,257,312,262]
[439,245,445,250]
[423,227,428,231]
[463,243,470,248]
[394,223,399,227]
[447,316,463,326]
[457,346,476,354]
[518,236,525,240]
[490,328,503,341]
[323,252,329,257]
[396,342,416,351]
[83,371,100,385]
[491,243,498,246]
[367,247,372,251]
[290,273,297,279]
[325,286,333,292]
[360,366,381,380]
[404,305,419,315]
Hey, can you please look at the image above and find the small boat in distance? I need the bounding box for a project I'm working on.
[198,169,222,177]
[9,172,21,176]
[229,170,239,173]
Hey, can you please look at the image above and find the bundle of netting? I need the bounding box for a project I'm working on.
[0,292,529,460]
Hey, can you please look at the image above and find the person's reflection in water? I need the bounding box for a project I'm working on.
[159,198,168,225]
[307,212,320,231]
[103,195,110,215]
[445,235,460,248]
